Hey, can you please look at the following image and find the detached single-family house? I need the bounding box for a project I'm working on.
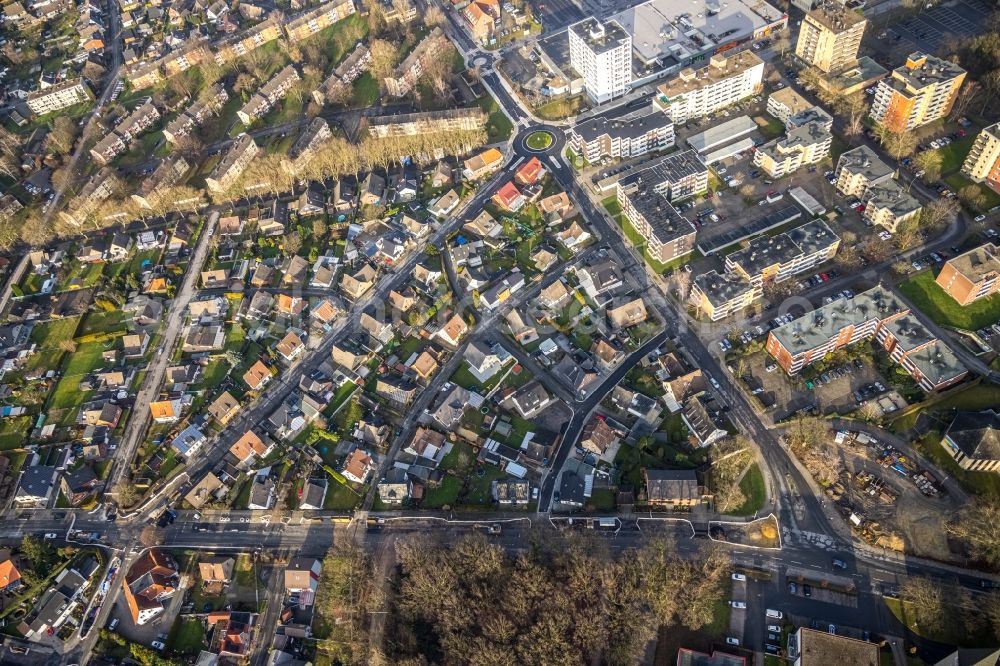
[341,448,374,484]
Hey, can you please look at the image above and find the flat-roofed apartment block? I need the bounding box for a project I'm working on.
[26,77,92,115]
[752,120,831,178]
[616,186,696,265]
[689,270,755,321]
[794,3,866,74]
[766,286,907,375]
[615,149,708,202]
[942,410,1000,472]
[871,52,966,132]
[726,219,840,297]
[127,61,163,90]
[283,0,356,42]
[384,27,449,98]
[935,242,1000,306]
[162,40,210,76]
[653,51,764,123]
[206,134,259,192]
[163,85,229,145]
[834,145,892,197]
[570,109,674,162]
[962,123,1000,196]
[59,168,123,226]
[568,18,632,104]
[214,17,282,64]
[861,179,921,232]
[237,65,300,125]
[875,314,967,391]
[366,108,486,137]
[766,87,812,125]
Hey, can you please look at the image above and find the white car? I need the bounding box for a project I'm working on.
[709,377,721,390]
[878,230,892,240]
[732,573,747,581]
[43,533,57,539]
[726,637,740,646]
[768,624,782,633]
[151,641,165,651]
[975,214,987,222]
[218,517,231,523]
[260,515,271,523]
[240,517,248,523]
[730,601,747,609]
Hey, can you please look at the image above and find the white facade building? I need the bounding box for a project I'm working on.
[568,18,632,104]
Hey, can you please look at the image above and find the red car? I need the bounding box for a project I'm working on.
[820,273,829,281]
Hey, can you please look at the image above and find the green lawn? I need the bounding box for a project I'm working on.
[885,596,996,648]
[477,94,513,143]
[756,114,785,140]
[422,476,460,508]
[911,430,1000,498]
[535,96,584,121]
[525,131,553,150]
[78,310,128,337]
[588,488,616,511]
[933,134,976,174]
[730,464,767,516]
[323,480,361,510]
[898,271,1000,330]
[352,73,379,107]
[944,172,1000,210]
[30,317,81,348]
[167,617,206,656]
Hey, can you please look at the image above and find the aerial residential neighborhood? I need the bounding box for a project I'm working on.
[1,0,1000,662]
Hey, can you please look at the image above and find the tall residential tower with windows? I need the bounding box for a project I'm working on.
[568,18,632,104]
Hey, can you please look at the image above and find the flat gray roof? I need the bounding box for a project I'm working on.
[687,116,757,153]
[698,205,802,255]
[837,145,892,183]
[770,286,906,356]
[864,180,921,217]
[573,108,672,143]
[694,270,753,307]
[618,149,706,188]
[611,0,784,64]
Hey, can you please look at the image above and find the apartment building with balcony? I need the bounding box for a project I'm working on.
[935,242,1000,306]
[766,286,907,375]
[384,27,449,97]
[689,270,755,321]
[861,180,922,232]
[752,120,832,178]
[568,18,632,104]
[870,52,966,132]
[725,219,840,297]
[568,108,674,162]
[653,51,764,123]
[961,123,1000,196]
[284,0,356,42]
[616,187,696,265]
[614,149,708,202]
[214,17,282,64]
[237,65,300,125]
[834,145,893,197]
[366,108,486,137]
[59,168,123,226]
[875,314,967,391]
[26,77,92,115]
[163,84,229,144]
[794,3,866,74]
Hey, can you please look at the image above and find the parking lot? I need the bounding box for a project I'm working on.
[876,0,995,61]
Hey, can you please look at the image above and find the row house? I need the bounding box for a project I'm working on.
[283,0,356,42]
[384,27,448,97]
[237,65,300,125]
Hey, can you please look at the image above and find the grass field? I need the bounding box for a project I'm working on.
[943,172,1000,210]
[731,463,767,516]
[323,480,361,510]
[933,134,976,173]
[30,317,81,348]
[898,271,1000,330]
[478,94,513,143]
[167,618,206,655]
[911,429,1000,497]
[352,73,379,107]
[525,131,553,150]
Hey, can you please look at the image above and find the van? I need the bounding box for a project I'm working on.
[766,609,784,620]
[766,192,784,203]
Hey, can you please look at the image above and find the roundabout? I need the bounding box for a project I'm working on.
[524,130,554,152]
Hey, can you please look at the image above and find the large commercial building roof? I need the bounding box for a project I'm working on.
[686,115,758,153]
[610,0,784,65]
[702,138,755,166]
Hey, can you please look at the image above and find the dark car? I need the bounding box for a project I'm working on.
[803,584,812,597]
[832,558,847,569]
